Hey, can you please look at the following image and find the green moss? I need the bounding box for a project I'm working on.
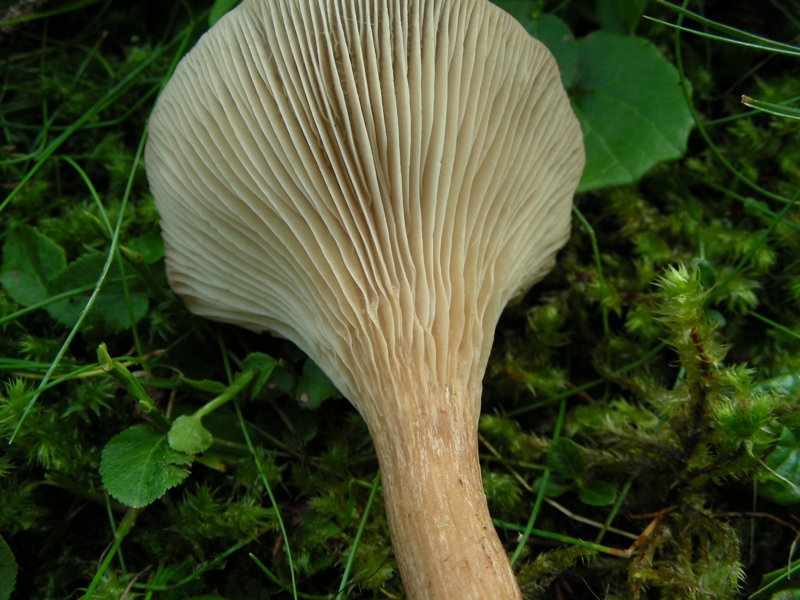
[2,1,800,598]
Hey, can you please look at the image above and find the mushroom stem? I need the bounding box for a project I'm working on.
[365,380,522,599]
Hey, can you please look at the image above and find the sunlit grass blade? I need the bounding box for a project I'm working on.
[741,96,800,120]
[234,401,298,600]
[649,0,800,57]
[8,131,148,443]
[0,12,196,214]
[667,0,795,206]
[338,470,381,597]
[81,509,137,600]
[509,398,567,565]
[710,190,800,303]
[0,0,104,28]
[748,311,800,342]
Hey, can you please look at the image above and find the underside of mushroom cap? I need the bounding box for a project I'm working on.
[146,0,585,421]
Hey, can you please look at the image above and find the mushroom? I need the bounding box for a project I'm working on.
[145,0,584,597]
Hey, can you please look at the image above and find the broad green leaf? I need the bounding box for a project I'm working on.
[295,359,338,409]
[571,31,693,192]
[100,426,192,508]
[242,352,278,400]
[754,373,800,396]
[578,480,617,506]
[758,428,800,505]
[492,4,577,88]
[0,535,17,600]
[529,14,578,88]
[209,0,240,26]
[0,225,66,305]
[491,1,539,32]
[597,0,647,35]
[47,252,148,333]
[169,415,214,455]
[126,230,165,264]
[751,557,800,600]
[547,438,585,480]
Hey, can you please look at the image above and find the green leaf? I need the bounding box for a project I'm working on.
[547,438,585,480]
[491,1,539,31]
[209,0,240,26]
[492,4,577,88]
[597,0,647,35]
[529,14,578,88]
[751,557,800,600]
[0,535,17,600]
[578,480,617,506]
[571,31,694,192]
[295,359,338,409]
[100,426,192,508]
[758,428,800,505]
[754,373,800,396]
[126,230,165,264]
[47,253,148,333]
[242,352,278,400]
[169,415,214,455]
[0,225,66,305]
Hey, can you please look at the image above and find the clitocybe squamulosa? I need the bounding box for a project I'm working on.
[145,0,585,597]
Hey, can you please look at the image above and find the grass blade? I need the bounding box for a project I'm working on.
[742,95,800,120]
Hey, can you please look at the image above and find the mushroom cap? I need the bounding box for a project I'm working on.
[145,0,584,420]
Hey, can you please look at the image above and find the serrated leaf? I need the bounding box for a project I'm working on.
[100,426,192,508]
[126,230,165,264]
[0,535,17,600]
[578,480,617,506]
[0,225,66,305]
[547,438,585,480]
[47,252,148,333]
[571,31,694,192]
[169,415,214,455]
[295,359,338,409]
[758,428,800,505]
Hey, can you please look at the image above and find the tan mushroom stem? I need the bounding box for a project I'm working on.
[145,0,585,597]
[367,375,519,598]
